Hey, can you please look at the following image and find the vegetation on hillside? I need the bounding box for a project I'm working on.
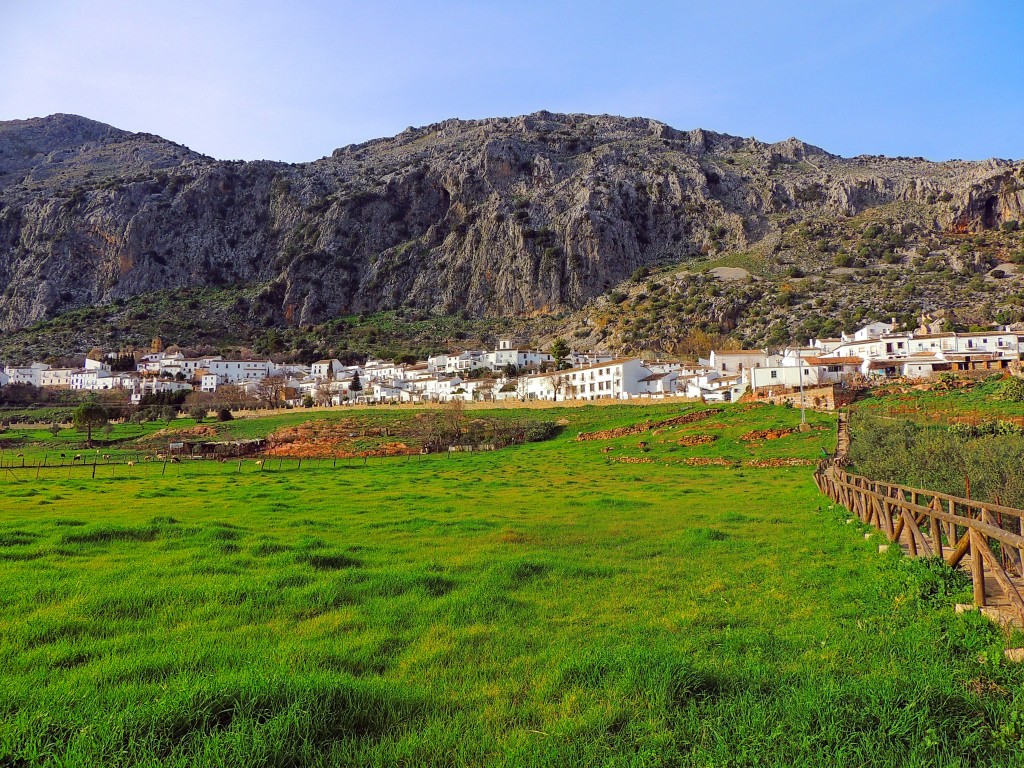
[570,209,1024,354]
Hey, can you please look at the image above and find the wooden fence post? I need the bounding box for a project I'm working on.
[969,529,986,608]
[929,499,944,559]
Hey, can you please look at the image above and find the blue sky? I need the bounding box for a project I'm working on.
[1,1,1021,162]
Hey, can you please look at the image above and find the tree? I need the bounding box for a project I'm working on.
[314,381,335,407]
[161,406,177,424]
[189,406,208,423]
[48,422,61,437]
[349,371,363,393]
[254,375,288,407]
[550,338,570,370]
[442,398,465,444]
[73,399,108,446]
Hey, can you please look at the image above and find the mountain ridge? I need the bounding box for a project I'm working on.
[0,111,1022,351]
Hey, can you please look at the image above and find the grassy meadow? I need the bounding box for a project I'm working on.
[2,402,1024,766]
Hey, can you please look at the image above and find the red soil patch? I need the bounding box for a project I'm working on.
[577,409,720,441]
[147,425,219,441]
[739,428,795,441]
[685,457,733,467]
[676,434,717,447]
[744,458,814,467]
[264,419,418,458]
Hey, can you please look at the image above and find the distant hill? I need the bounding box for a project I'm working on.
[0,111,1022,359]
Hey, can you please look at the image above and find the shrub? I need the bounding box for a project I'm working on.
[1001,376,1024,403]
[523,422,560,442]
[217,408,234,422]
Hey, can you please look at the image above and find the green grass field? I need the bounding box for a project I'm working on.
[2,403,1024,766]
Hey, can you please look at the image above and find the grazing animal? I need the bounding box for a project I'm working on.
[143,455,152,461]
[59,453,66,459]
[156,453,165,460]
[126,461,136,467]
[102,454,111,460]
[16,452,23,458]
[170,456,181,463]
[254,460,264,467]
[73,454,82,462]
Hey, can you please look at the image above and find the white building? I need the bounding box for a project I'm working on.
[129,379,193,404]
[684,371,748,402]
[4,362,49,386]
[310,359,346,379]
[40,367,77,389]
[708,349,776,374]
[516,358,652,402]
[202,359,276,384]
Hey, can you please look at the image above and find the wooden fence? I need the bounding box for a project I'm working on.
[814,411,1024,624]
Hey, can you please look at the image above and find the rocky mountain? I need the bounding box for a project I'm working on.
[0,111,1022,351]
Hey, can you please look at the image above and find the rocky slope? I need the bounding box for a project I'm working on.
[1,111,1022,347]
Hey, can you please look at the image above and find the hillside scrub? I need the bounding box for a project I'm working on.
[848,413,1024,507]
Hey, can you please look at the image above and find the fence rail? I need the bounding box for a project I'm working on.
[814,411,1024,624]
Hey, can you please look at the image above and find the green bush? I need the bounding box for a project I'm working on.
[1002,376,1024,403]
[850,414,1024,507]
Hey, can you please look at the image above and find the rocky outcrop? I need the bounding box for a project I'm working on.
[0,111,1021,331]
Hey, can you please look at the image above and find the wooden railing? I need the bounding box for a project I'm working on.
[814,413,1024,624]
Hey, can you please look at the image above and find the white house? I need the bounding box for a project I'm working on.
[844,321,895,342]
[70,369,125,391]
[363,361,405,383]
[483,340,554,371]
[5,362,49,386]
[516,372,558,401]
[130,379,193,404]
[569,351,618,368]
[749,364,819,391]
[310,359,346,379]
[636,370,684,397]
[516,358,651,401]
[202,359,276,384]
[40,367,77,389]
[685,371,748,402]
[708,349,776,374]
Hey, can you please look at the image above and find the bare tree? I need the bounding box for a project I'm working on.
[315,381,335,407]
[254,375,288,407]
[442,398,465,444]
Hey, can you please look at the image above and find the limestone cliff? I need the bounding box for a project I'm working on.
[0,111,1021,332]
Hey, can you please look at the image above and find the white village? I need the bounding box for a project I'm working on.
[3,315,1023,411]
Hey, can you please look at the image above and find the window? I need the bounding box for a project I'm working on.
[770,370,778,379]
